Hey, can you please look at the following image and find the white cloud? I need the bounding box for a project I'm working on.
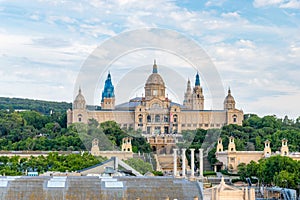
[280,0,300,8]
[221,12,240,18]
[254,0,300,9]
[254,0,284,7]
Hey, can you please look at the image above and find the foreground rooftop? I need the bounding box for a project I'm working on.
[0,176,202,200]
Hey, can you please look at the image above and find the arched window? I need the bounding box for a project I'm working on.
[173,114,178,123]
[155,115,160,122]
[147,115,151,122]
[78,114,82,122]
[138,114,143,123]
[151,103,161,110]
[233,114,237,123]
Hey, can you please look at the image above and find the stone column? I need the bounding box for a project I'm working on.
[114,157,118,170]
[190,148,195,177]
[199,148,203,177]
[173,149,177,177]
[182,148,186,177]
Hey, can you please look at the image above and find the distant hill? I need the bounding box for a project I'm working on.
[0,97,71,115]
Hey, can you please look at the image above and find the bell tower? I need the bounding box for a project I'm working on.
[183,79,192,109]
[192,73,204,110]
[217,138,223,152]
[264,140,271,157]
[281,138,289,156]
[122,137,132,152]
[228,136,236,152]
[101,72,115,110]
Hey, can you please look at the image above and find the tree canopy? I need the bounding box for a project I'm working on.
[0,152,104,176]
[237,155,300,190]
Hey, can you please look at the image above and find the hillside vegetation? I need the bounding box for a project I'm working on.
[0,97,71,115]
[0,109,150,152]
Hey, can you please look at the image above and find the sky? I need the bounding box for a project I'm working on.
[0,0,299,119]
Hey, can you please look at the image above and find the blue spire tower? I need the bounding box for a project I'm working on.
[101,72,115,110]
[195,72,200,86]
[191,72,204,110]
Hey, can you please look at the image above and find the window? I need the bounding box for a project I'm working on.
[147,127,151,134]
[147,115,151,122]
[164,116,169,122]
[164,126,168,134]
[78,114,82,122]
[155,115,160,122]
[173,114,178,123]
[233,114,237,123]
[151,103,161,110]
[154,126,161,134]
[138,114,143,123]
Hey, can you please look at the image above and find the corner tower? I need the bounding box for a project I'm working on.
[101,72,115,110]
[144,60,166,101]
[224,88,236,110]
[74,87,86,110]
[192,73,204,110]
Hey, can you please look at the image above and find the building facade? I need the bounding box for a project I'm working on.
[215,137,300,172]
[67,61,243,134]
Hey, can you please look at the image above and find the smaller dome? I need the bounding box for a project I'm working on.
[74,88,86,109]
[224,89,235,103]
[74,88,86,102]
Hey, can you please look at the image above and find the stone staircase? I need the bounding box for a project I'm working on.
[203,155,213,171]
[133,153,157,170]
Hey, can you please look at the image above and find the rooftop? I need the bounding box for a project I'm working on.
[0,176,202,200]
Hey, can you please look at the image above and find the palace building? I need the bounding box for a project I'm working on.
[67,61,243,134]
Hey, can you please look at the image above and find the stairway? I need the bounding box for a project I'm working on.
[203,155,213,171]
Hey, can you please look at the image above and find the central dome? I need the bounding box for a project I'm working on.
[146,73,165,86]
[144,60,166,100]
[145,60,165,86]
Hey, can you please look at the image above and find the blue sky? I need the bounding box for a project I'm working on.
[0,0,299,118]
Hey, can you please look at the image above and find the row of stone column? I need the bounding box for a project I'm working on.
[173,148,203,178]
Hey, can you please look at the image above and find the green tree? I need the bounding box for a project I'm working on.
[124,158,153,175]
